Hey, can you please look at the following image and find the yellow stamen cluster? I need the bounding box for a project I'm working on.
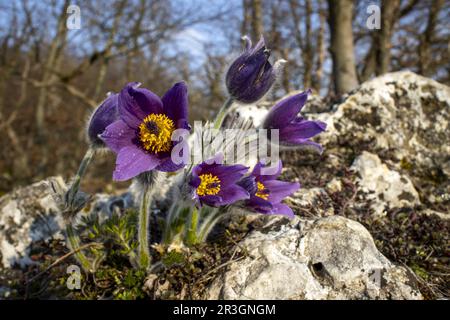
[255,181,269,200]
[197,173,221,196]
[138,113,175,153]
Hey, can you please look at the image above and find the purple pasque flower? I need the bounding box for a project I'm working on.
[262,90,327,153]
[238,161,299,217]
[225,35,276,104]
[189,154,249,207]
[87,93,119,147]
[100,82,190,181]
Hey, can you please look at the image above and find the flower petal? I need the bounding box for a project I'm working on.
[156,157,185,172]
[162,82,188,122]
[118,83,163,128]
[272,203,295,217]
[87,93,119,146]
[217,185,249,205]
[210,164,248,184]
[113,145,160,181]
[237,176,257,195]
[252,160,282,181]
[263,90,310,129]
[225,36,275,104]
[280,120,327,140]
[199,195,223,207]
[280,139,324,154]
[176,118,191,131]
[264,180,300,203]
[250,35,266,54]
[100,120,136,153]
[189,174,201,189]
[246,195,273,213]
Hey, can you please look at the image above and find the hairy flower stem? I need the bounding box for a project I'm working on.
[162,202,179,244]
[197,208,222,242]
[213,97,234,129]
[65,224,92,272]
[138,184,153,270]
[185,207,199,245]
[65,147,96,209]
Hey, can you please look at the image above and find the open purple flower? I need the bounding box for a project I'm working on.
[225,36,276,104]
[262,90,327,152]
[100,82,190,181]
[189,154,249,207]
[87,93,119,147]
[238,161,299,217]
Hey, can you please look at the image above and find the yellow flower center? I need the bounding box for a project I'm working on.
[138,113,175,153]
[197,173,221,196]
[255,181,269,200]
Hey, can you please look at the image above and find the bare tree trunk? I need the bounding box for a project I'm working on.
[314,0,326,93]
[33,0,69,179]
[302,0,313,89]
[242,0,251,36]
[35,0,69,139]
[327,0,358,95]
[419,0,443,76]
[93,0,128,101]
[269,0,290,95]
[204,51,226,116]
[0,54,32,179]
[281,47,292,94]
[250,0,264,40]
[288,0,309,89]
[375,0,401,75]
[361,43,376,82]
[361,0,419,81]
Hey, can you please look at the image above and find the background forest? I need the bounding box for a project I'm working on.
[0,0,448,194]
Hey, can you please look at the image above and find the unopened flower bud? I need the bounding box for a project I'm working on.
[225,36,276,104]
[87,93,119,147]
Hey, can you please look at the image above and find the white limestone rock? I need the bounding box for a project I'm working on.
[351,151,420,214]
[207,216,422,300]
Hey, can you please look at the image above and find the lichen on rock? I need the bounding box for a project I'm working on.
[207,216,422,300]
[350,151,420,215]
